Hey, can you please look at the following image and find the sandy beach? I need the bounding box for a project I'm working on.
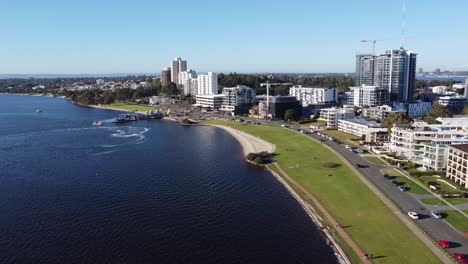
[211,125,276,156]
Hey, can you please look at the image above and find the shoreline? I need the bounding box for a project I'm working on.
[210,125,276,156]
[208,124,348,264]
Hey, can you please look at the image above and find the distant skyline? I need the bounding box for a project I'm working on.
[1,0,468,74]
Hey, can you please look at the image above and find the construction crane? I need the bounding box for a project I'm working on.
[260,81,293,118]
[360,39,385,55]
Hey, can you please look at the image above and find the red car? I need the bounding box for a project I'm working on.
[452,253,467,263]
[437,240,450,248]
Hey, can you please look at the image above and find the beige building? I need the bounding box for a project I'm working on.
[446,144,468,189]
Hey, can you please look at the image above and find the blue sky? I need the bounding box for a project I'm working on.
[1,0,467,74]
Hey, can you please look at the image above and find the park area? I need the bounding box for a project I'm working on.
[205,120,439,264]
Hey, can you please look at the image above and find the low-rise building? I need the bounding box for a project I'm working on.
[258,96,301,119]
[194,94,225,110]
[446,144,468,189]
[386,118,468,170]
[289,86,336,106]
[437,96,467,114]
[361,105,405,121]
[319,107,355,128]
[393,101,432,117]
[220,85,256,114]
[338,118,388,143]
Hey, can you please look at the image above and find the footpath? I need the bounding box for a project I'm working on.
[273,163,371,264]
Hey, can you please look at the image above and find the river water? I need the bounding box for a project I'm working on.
[0,95,338,263]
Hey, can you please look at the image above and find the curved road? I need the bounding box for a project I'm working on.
[309,132,468,256]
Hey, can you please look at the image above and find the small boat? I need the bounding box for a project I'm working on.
[92,121,102,126]
[36,109,42,112]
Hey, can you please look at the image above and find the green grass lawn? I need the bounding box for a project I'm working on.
[419,176,459,193]
[103,103,154,113]
[206,120,439,264]
[440,210,468,233]
[381,169,430,195]
[321,130,362,147]
[420,198,468,206]
[363,156,387,165]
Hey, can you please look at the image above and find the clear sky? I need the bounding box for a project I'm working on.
[1,0,467,74]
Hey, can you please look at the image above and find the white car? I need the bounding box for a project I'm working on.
[344,145,351,149]
[407,212,419,220]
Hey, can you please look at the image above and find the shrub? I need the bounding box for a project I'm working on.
[321,162,340,169]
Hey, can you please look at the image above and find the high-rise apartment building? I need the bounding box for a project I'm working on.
[355,54,375,86]
[179,69,197,95]
[374,48,417,102]
[171,57,187,84]
[161,67,171,87]
[197,72,218,95]
[355,48,417,102]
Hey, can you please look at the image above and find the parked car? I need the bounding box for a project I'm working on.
[344,145,351,149]
[398,186,406,192]
[438,240,450,248]
[391,180,398,186]
[452,253,467,263]
[431,211,442,219]
[383,174,390,179]
[407,211,419,220]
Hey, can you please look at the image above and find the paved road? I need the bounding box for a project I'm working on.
[308,132,468,255]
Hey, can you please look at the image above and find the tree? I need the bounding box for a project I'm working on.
[284,109,298,121]
[463,105,468,116]
[423,102,452,124]
[382,113,413,132]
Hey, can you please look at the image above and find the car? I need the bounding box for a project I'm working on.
[407,211,419,220]
[355,149,364,154]
[431,211,442,219]
[355,163,368,168]
[344,145,351,149]
[391,180,398,185]
[452,253,467,263]
[438,240,450,248]
[398,186,406,192]
[383,173,390,179]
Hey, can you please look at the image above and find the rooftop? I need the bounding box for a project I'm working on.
[450,144,468,153]
[341,118,382,128]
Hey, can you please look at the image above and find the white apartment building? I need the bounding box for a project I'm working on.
[446,144,468,189]
[194,94,225,110]
[348,85,389,107]
[197,72,218,95]
[171,57,187,84]
[220,85,256,113]
[431,86,448,94]
[319,107,355,128]
[289,86,336,106]
[338,118,388,143]
[361,105,404,121]
[179,69,197,95]
[387,118,468,171]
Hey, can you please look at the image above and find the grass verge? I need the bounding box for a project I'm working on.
[207,120,439,264]
[419,198,468,206]
[362,156,387,165]
[440,210,468,233]
[380,168,430,195]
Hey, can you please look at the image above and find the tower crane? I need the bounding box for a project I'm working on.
[260,81,293,118]
[360,39,385,55]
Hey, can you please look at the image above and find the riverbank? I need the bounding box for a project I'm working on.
[209,124,348,263]
[204,120,441,264]
[210,125,275,156]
